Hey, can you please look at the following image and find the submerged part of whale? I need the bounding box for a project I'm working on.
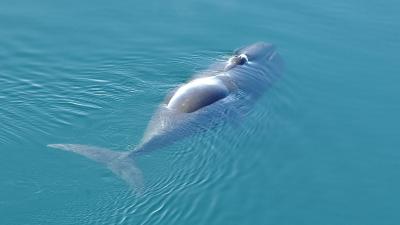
[47,42,284,191]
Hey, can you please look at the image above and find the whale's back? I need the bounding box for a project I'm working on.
[167,77,229,113]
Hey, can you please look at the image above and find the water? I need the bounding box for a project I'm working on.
[1,0,399,224]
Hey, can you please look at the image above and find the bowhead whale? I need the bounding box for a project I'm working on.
[48,42,284,189]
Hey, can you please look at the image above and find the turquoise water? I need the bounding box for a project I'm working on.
[1,0,400,224]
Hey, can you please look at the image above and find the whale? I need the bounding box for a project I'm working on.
[48,42,284,190]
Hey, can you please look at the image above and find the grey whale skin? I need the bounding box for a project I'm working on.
[48,42,284,189]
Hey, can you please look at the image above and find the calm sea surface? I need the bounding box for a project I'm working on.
[1,0,400,224]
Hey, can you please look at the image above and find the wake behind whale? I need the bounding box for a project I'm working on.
[48,42,284,190]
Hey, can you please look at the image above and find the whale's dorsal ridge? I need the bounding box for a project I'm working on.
[167,77,229,113]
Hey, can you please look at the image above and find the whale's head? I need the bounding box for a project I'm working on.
[235,42,276,61]
[225,42,282,69]
[225,42,283,73]
[224,42,284,93]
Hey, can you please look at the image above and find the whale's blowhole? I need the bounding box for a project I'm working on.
[224,54,248,71]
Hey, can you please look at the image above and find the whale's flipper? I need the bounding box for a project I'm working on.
[47,144,143,192]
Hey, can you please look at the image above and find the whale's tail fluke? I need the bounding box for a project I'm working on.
[47,144,143,192]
